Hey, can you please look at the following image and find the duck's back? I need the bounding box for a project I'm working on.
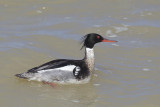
[15,59,90,84]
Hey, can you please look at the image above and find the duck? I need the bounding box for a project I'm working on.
[15,33,117,85]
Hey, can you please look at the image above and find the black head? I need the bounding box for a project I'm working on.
[81,33,117,49]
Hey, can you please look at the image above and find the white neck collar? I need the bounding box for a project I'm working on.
[85,48,95,71]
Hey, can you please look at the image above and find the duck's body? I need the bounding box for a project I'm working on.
[15,33,117,84]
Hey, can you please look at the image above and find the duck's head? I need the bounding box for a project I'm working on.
[81,33,117,49]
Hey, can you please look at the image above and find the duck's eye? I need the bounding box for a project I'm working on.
[97,36,100,39]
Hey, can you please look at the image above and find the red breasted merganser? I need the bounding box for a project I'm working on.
[15,33,117,84]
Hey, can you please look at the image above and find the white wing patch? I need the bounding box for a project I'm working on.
[74,66,81,76]
[37,65,76,73]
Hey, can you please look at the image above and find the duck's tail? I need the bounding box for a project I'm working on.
[15,73,33,79]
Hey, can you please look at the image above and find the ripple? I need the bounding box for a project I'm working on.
[71,99,80,103]
[111,43,119,46]
[42,7,46,10]
[113,25,129,33]
[142,68,150,71]
[93,84,101,86]
[37,10,42,13]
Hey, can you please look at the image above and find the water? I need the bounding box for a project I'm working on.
[0,0,160,107]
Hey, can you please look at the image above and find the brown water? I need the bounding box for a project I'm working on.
[0,0,160,107]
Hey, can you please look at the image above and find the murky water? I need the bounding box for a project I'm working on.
[0,0,160,107]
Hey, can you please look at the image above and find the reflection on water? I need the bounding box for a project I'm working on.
[0,0,160,107]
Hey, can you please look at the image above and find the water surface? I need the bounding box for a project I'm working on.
[0,0,160,107]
